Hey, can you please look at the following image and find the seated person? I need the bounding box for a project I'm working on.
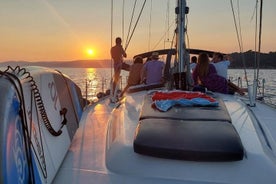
[212,52,246,95]
[121,56,144,95]
[190,56,197,73]
[141,52,165,84]
[193,53,244,95]
[211,52,230,79]
[193,53,228,94]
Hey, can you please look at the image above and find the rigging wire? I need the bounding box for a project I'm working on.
[230,0,242,51]
[229,0,249,87]
[110,0,114,76]
[148,0,152,51]
[125,0,138,50]
[185,14,190,50]
[122,0,125,42]
[236,1,244,53]
[150,0,175,52]
[256,0,263,84]
[253,0,258,79]
[152,21,175,50]
[164,0,170,49]
[124,0,147,51]
[170,31,176,49]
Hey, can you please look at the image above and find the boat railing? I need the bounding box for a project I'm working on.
[83,75,128,103]
[230,75,276,107]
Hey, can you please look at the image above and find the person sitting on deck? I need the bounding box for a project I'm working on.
[121,56,144,96]
[211,52,230,79]
[190,56,197,73]
[212,52,246,95]
[193,52,228,94]
[141,52,165,85]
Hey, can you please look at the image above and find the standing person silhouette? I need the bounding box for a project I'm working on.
[110,37,127,101]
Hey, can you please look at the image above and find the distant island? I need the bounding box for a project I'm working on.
[0,59,112,68]
[1,50,276,69]
[229,50,276,69]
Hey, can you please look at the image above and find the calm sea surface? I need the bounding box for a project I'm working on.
[1,66,275,104]
[56,68,276,105]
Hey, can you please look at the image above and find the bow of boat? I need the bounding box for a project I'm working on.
[53,91,276,184]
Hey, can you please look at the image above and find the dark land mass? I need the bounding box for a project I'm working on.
[0,59,113,68]
[1,51,276,69]
[229,51,276,69]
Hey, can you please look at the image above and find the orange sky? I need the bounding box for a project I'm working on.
[1,0,275,62]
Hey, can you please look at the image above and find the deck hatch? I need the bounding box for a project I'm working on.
[133,119,244,161]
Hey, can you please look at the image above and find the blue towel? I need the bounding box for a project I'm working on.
[154,98,219,112]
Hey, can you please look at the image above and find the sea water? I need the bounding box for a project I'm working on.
[1,66,275,105]
[56,68,276,105]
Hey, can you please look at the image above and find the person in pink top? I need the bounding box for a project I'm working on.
[141,52,165,84]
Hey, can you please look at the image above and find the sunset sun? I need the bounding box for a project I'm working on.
[86,48,94,56]
[83,46,98,59]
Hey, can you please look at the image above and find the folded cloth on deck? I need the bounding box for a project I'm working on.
[152,91,218,112]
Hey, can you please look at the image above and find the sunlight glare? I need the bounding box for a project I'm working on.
[86,48,94,56]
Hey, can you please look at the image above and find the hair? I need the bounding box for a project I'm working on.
[115,37,122,44]
[197,53,210,77]
[145,57,151,62]
[133,56,143,64]
[191,56,197,63]
[213,52,223,61]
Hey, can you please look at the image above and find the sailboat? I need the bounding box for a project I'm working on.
[1,0,276,183]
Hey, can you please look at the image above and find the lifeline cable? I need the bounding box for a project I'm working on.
[4,66,67,137]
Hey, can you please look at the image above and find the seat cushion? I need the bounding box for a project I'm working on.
[133,118,244,161]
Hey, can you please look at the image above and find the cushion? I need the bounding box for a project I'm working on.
[133,118,244,161]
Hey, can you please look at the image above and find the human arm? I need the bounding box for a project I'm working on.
[140,64,147,84]
[121,46,127,58]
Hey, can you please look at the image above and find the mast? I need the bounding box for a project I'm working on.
[177,0,187,73]
[174,0,189,90]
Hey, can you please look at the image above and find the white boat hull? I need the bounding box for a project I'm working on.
[0,66,83,183]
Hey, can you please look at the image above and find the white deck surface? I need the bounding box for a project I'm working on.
[53,93,276,184]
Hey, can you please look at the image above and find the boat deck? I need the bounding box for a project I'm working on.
[53,92,276,184]
[53,98,113,183]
